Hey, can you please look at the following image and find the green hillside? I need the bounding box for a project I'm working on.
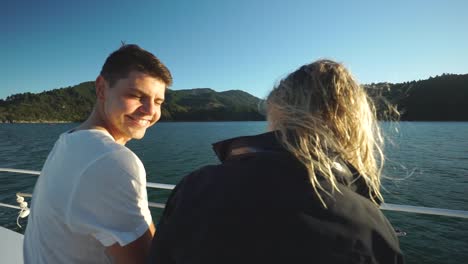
[365,73,468,121]
[0,84,264,122]
[1,73,467,123]
[0,82,96,122]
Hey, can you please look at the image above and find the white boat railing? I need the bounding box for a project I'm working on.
[1,167,468,219]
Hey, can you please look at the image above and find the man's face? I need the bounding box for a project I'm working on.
[99,71,166,144]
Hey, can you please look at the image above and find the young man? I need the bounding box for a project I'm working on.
[23,44,172,264]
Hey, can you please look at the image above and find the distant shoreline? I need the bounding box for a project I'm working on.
[0,120,266,124]
[1,120,468,124]
[0,120,74,124]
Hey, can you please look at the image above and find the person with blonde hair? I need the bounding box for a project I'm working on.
[148,59,404,264]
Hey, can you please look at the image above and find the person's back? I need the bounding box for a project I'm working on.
[149,132,403,264]
[24,129,150,263]
[24,44,173,263]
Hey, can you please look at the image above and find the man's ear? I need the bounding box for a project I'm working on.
[95,75,107,101]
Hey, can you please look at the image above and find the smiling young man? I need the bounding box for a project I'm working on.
[23,45,172,264]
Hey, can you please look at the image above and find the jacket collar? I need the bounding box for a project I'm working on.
[212,131,284,162]
[212,131,379,203]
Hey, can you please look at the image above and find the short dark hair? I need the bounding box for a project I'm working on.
[100,44,173,87]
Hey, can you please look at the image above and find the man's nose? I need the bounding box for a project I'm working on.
[140,99,157,115]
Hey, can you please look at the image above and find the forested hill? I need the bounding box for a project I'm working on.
[365,73,468,121]
[0,83,264,122]
[0,82,96,122]
[1,73,467,122]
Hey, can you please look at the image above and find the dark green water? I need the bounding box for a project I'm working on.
[1,122,467,263]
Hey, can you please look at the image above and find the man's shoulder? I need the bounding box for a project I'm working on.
[53,130,144,181]
[63,129,136,159]
[97,147,142,169]
[65,129,120,148]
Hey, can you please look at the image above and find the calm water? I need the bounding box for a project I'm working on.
[1,122,467,263]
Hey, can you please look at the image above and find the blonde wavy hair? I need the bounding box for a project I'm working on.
[266,59,384,206]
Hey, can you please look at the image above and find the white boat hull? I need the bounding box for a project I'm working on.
[0,226,23,264]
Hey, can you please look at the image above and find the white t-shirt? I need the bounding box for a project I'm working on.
[23,129,152,264]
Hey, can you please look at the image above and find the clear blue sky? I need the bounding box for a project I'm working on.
[2,0,467,99]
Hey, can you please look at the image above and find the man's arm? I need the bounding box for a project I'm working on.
[106,222,156,264]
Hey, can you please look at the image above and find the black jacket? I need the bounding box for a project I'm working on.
[149,132,404,264]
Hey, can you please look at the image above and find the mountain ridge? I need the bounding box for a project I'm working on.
[1,73,467,122]
[0,83,264,122]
